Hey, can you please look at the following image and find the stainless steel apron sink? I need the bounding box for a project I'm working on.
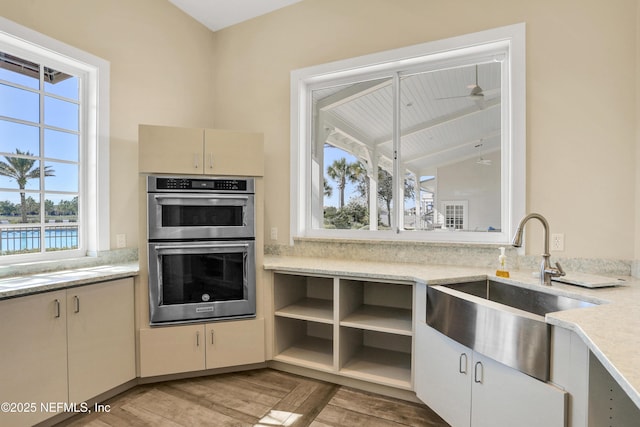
[426,279,597,381]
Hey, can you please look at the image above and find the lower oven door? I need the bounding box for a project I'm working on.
[148,240,256,325]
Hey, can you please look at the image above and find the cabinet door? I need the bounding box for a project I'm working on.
[415,321,472,427]
[139,324,206,377]
[0,291,68,427]
[139,124,204,174]
[204,128,264,176]
[471,352,567,427]
[206,318,265,369]
[67,278,136,403]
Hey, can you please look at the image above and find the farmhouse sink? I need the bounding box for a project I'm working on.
[426,279,597,381]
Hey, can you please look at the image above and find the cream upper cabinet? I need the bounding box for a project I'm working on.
[0,291,68,427]
[66,278,136,403]
[139,124,264,176]
[139,124,204,174]
[204,128,264,176]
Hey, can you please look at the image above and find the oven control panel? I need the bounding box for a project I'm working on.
[149,176,253,193]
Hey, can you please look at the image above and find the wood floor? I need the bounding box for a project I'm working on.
[59,369,449,427]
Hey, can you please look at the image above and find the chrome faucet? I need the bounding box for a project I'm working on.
[512,213,565,286]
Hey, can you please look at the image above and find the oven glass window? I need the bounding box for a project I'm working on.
[161,205,243,227]
[160,252,245,305]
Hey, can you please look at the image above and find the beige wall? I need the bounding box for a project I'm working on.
[212,0,638,261]
[636,1,640,274]
[0,0,216,250]
[1,0,638,263]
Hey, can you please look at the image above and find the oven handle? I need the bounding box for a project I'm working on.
[153,194,250,202]
[153,242,250,251]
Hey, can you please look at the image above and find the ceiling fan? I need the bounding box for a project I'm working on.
[437,65,494,101]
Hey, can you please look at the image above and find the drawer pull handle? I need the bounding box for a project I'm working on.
[474,361,484,384]
[459,353,468,374]
[73,296,80,314]
[54,299,61,318]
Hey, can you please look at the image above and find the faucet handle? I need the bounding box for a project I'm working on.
[554,261,566,277]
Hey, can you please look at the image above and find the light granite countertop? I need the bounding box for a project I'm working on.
[0,263,139,300]
[264,255,640,409]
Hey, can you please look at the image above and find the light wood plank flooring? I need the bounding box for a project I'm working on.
[59,369,449,426]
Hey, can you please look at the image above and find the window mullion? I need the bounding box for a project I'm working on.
[38,62,45,253]
[392,72,401,233]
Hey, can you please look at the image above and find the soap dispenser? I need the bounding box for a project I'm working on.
[496,247,510,278]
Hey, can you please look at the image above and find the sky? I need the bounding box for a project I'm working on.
[323,145,361,208]
[0,61,79,205]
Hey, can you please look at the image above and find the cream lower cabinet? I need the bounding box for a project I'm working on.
[66,278,136,403]
[0,278,135,427]
[0,290,68,427]
[139,318,265,377]
[272,272,413,390]
[415,309,567,427]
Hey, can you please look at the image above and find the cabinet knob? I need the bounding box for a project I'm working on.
[194,153,199,169]
[208,153,214,169]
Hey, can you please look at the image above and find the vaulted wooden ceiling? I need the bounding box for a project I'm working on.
[313,61,502,179]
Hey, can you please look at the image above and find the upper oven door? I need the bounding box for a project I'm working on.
[148,193,255,240]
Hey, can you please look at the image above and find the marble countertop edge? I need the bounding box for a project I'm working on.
[546,314,640,409]
[0,262,139,300]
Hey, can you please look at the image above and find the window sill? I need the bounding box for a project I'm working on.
[0,248,138,280]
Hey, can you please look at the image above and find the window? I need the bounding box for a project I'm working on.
[442,201,467,231]
[291,24,525,244]
[0,17,109,262]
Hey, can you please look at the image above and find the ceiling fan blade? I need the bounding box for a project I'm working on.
[438,65,485,100]
[436,94,472,100]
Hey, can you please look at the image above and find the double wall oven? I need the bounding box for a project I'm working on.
[146,175,256,325]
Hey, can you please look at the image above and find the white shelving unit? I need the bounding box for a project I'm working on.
[272,272,414,390]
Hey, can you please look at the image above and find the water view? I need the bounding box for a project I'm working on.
[0,226,78,254]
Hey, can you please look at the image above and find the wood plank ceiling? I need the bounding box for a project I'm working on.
[313,61,502,181]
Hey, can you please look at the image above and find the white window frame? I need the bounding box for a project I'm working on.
[290,23,525,244]
[0,17,110,263]
[441,201,468,231]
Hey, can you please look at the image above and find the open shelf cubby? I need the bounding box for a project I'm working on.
[271,272,414,389]
[339,279,413,335]
[339,327,412,389]
[273,317,334,371]
[274,273,334,324]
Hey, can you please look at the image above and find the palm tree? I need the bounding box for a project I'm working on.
[323,179,333,198]
[0,149,55,223]
[326,158,360,209]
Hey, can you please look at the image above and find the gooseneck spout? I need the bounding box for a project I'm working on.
[512,213,565,286]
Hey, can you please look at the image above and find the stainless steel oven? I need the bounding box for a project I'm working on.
[146,175,256,325]
[147,176,254,240]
